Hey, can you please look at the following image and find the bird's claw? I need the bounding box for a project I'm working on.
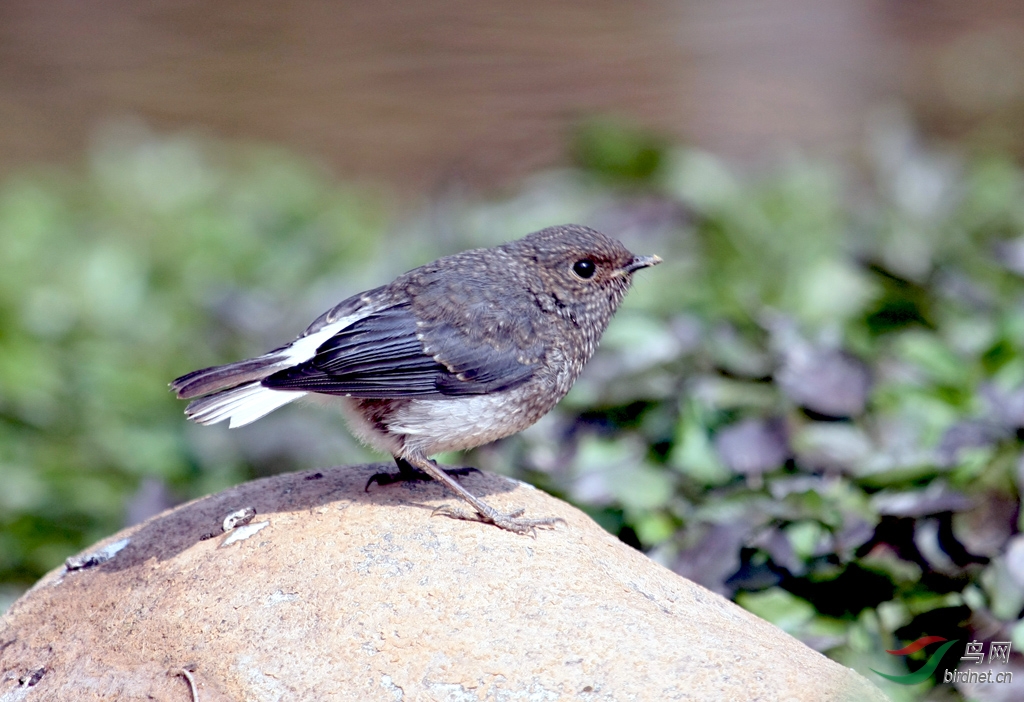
[430,503,565,536]
[365,465,480,492]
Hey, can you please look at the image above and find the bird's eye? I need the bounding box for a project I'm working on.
[572,259,596,279]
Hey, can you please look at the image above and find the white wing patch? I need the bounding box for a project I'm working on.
[278,314,364,365]
[187,311,369,429]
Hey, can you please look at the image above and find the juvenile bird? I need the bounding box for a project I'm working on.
[172,224,660,534]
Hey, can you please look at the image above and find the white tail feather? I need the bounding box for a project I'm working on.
[186,382,305,428]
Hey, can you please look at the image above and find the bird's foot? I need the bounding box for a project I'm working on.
[365,465,479,492]
[431,504,565,536]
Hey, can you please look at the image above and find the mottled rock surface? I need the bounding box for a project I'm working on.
[0,466,888,701]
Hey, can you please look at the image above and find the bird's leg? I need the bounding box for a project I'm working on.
[364,456,479,491]
[401,453,564,536]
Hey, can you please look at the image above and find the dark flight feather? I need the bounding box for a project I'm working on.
[262,304,537,398]
[171,355,284,399]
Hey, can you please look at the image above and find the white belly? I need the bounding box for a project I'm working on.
[388,392,537,455]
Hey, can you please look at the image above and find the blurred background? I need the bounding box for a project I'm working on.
[3,1,1024,699]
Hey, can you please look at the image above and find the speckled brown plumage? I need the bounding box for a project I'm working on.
[172,224,660,534]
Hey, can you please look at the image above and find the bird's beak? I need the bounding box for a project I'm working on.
[623,254,662,274]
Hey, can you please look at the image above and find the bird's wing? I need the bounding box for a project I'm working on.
[262,303,538,398]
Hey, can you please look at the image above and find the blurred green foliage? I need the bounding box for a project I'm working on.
[571,117,668,183]
[0,127,388,599]
[4,120,1024,699]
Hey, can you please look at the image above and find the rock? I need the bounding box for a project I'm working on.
[0,466,888,701]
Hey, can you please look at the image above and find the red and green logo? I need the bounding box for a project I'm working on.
[871,636,959,685]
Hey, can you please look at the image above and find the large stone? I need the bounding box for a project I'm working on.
[0,466,888,701]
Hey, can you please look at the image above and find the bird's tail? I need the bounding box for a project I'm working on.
[171,355,284,399]
[171,356,305,428]
[184,381,304,428]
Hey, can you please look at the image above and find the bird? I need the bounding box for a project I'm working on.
[171,224,660,534]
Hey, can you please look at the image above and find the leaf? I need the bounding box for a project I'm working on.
[736,588,816,632]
